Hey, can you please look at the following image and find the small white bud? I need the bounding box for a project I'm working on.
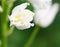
[0,6,3,12]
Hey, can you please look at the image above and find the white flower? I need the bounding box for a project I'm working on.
[9,3,35,30]
[28,0,59,28]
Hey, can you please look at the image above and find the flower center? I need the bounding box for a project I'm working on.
[15,16,20,19]
[11,16,20,23]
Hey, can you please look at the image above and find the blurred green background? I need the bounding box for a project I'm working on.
[0,0,60,47]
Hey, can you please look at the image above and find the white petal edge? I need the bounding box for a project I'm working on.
[15,23,34,30]
[12,2,30,13]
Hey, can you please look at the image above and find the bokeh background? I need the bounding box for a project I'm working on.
[0,0,60,47]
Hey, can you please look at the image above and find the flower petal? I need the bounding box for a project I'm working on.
[12,2,30,13]
[22,9,35,22]
[15,22,34,30]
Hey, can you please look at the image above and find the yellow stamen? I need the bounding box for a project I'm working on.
[15,16,20,19]
[14,20,20,22]
[11,16,21,23]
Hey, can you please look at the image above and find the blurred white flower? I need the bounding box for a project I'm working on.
[0,40,1,46]
[28,0,59,28]
[9,3,35,30]
[0,6,3,12]
[28,0,52,10]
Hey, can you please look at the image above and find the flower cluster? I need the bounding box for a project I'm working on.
[9,0,59,30]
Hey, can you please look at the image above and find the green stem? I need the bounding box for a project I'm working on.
[0,0,15,47]
[1,35,7,47]
[24,25,40,47]
[1,23,7,47]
